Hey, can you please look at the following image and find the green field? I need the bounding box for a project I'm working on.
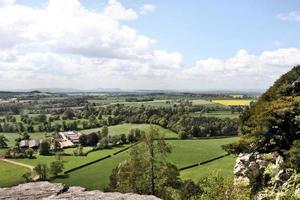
[167,137,238,168]
[81,123,178,138]
[53,137,238,190]
[180,155,236,181]
[13,145,130,171]
[191,99,214,105]
[54,151,129,190]
[0,161,30,187]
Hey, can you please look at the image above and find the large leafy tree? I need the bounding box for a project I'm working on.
[108,126,183,198]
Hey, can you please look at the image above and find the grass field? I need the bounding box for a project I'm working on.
[191,99,214,105]
[167,137,238,168]
[0,161,30,187]
[212,99,252,106]
[53,137,238,190]
[202,111,240,119]
[81,123,178,138]
[54,151,129,190]
[13,145,130,171]
[180,155,236,182]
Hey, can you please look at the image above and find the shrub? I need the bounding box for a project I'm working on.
[34,164,48,181]
[50,160,64,177]
[287,140,300,172]
[25,148,34,158]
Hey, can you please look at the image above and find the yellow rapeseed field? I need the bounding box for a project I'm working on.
[212,99,252,106]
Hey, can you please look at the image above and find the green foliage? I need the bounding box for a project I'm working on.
[39,140,50,155]
[22,172,32,182]
[34,163,48,181]
[50,160,64,177]
[0,135,8,148]
[287,140,300,172]
[198,173,251,200]
[25,148,34,158]
[108,126,173,195]
[229,66,300,158]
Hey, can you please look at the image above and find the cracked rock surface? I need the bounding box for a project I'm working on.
[0,182,161,200]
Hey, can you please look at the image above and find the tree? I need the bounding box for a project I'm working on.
[108,126,178,197]
[79,134,87,146]
[39,140,50,155]
[143,126,171,195]
[101,125,109,137]
[50,161,64,177]
[120,133,127,144]
[97,137,109,149]
[0,135,8,148]
[86,132,99,146]
[34,164,48,181]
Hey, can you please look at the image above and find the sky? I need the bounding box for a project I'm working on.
[0,0,300,91]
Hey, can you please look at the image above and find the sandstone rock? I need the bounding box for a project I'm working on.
[0,182,161,200]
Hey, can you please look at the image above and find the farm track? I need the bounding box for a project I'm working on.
[0,158,39,181]
[0,158,34,171]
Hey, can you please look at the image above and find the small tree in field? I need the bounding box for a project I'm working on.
[34,163,48,181]
[50,161,64,177]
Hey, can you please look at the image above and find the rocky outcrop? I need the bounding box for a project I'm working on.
[0,182,161,200]
[234,152,300,200]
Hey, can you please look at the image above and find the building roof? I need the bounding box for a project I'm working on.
[20,139,40,148]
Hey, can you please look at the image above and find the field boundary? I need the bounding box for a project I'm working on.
[64,155,112,174]
[179,153,230,171]
[64,143,138,174]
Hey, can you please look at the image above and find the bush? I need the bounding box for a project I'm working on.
[22,172,32,182]
[25,148,34,158]
[287,140,300,172]
[50,161,64,177]
[198,173,250,200]
[34,164,48,181]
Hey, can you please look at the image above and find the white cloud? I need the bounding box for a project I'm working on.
[0,0,184,89]
[0,0,14,7]
[180,48,300,90]
[140,4,156,15]
[103,0,138,21]
[277,11,300,21]
[0,0,299,90]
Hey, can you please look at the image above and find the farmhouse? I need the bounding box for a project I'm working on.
[57,131,81,148]
[19,139,41,149]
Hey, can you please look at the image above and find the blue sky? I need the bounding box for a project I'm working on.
[15,0,300,63]
[1,0,300,90]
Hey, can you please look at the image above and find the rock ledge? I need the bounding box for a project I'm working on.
[0,182,161,200]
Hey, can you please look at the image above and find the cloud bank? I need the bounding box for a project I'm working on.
[0,0,299,90]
